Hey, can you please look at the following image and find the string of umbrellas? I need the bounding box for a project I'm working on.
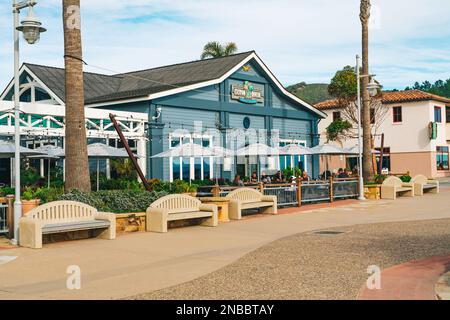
[0,139,376,188]
[0,141,137,191]
[151,141,367,181]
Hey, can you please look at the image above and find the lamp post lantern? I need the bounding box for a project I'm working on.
[11,0,46,245]
[356,54,381,201]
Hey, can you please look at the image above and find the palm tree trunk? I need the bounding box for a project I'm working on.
[360,0,374,181]
[62,0,91,192]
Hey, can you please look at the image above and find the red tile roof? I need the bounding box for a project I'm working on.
[315,90,450,110]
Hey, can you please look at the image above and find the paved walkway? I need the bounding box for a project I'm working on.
[133,219,450,300]
[359,255,450,300]
[1,189,450,300]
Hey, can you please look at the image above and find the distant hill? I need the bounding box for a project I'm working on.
[287,82,331,105]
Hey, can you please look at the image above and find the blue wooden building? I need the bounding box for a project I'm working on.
[0,51,326,182]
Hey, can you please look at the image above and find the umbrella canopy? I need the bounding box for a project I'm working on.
[236,143,280,156]
[209,146,234,157]
[346,145,380,156]
[87,143,131,158]
[310,144,355,155]
[27,145,64,159]
[151,143,220,158]
[0,140,46,158]
[279,144,313,156]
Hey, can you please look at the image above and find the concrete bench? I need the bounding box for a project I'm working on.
[380,176,415,200]
[146,194,218,233]
[19,201,116,249]
[411,174,439,196]
[225,188,277,220]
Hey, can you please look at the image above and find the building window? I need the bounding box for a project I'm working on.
[446,106,450,123]
[436,146,449,171]
[375,147,391,172]
[393,106,402,123]
[278,139,307,172]
[370,108,375,124]
[434,106,442,123]
[332,111,341,122]
[169,133,213,182]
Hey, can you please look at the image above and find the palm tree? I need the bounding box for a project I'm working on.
[200,41,238,59]
[62,0,91,192]
[360,0,374,181]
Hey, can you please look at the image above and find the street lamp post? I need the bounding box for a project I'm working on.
[356,54,381,201]
[11,0,46,245]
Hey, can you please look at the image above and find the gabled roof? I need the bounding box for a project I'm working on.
[3,51,326,117]
[315,90,450,110]
[24,63,122,103]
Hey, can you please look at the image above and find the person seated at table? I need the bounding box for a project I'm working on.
[250,171,258,183]
[321,170,332,180]
[338,168,350,178]
[272,170,285,182]
[233,174,244,187]
[300,170,310,182]
[261,171,271,184]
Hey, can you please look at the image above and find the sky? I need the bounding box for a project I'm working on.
[1,0,450,91]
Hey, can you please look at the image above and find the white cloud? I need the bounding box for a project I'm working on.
[1,0,450,91]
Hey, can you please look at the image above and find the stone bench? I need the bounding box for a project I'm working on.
[380,176,414,200]
[225,187,277,220]
[411,174,439,196]
[146,194,218,233]
[19,201,116,249]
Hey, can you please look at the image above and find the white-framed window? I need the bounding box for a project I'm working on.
[278,139,308,172]
[169,133,214,182]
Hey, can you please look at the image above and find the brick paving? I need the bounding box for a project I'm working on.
[359,255,450,300]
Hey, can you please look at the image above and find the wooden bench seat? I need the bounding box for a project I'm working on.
[411,175,439,196]
[19,201,116,249]
[225,188,277,220]
[146,194,218,233]
[381,176,414,200]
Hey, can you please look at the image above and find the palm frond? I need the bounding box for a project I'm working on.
[223,42,238,56]
[200,41,224,59]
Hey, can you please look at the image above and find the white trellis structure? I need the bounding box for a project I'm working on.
[0,100,148,176]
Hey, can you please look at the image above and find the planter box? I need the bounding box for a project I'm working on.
[115,212,146,234]
[364,185,381,200]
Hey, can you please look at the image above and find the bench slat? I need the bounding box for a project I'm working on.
[167,211,212,221]
[42,220,110,234]
[242,202,273,209]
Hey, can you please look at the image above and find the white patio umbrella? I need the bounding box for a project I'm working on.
[28,145,64,188]
[345,145,380,157]
[236,143,280,181]
[151,143,219,158]
[87,143,136,191]
[0,140,46,158]
[310,144,356,179]
[236,143,280,156]
[279,144,313,155]
[151,143,233,184]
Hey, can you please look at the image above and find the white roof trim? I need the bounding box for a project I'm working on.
[0,65,65,106]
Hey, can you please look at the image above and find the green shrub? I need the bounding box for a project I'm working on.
[34,187,64,204]
[399,175,412,183]
[373,174,388,184]
[22,187,36,201]
[0,187,15,197]
[57,189,168,213]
